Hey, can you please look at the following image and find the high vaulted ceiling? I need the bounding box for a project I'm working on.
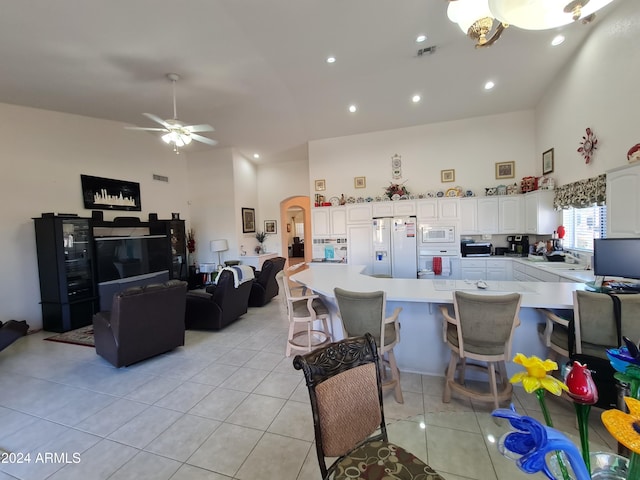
[0,0,623,162]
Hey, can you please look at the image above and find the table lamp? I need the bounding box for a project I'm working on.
[210,239,228,270]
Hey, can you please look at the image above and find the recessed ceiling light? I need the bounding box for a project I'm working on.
[253,153,260,159]
[412,94,421,103]
[326,56,336,63]
[348,104,357,113]
[416,34,427,43]
[551,34,565,46]
[484,81,495,90]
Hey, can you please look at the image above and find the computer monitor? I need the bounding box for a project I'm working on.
[593,238,640,281]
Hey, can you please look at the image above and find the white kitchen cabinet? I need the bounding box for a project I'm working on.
[394,200,417,216]
[460,198,478,234]
[499,196,523,233]
[417,198,459,222]
[486,259,513,281]
[346,203,373,224]
[347,223,373,273]
[372,202,394,217]
[311,206,346,236]
[524,190,557,235]
[607,162,640,237]
[460,258,486,280]
[477,197,499,233]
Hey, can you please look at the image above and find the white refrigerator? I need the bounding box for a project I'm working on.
[372,216,418,278]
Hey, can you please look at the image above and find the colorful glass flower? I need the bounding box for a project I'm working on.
[510,353,568,396]
[565,362,598,405]
[602,396,640,454]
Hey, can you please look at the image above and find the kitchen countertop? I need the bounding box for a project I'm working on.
[292,263,588,309]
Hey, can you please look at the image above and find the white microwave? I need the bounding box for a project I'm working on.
[421,225,456,244]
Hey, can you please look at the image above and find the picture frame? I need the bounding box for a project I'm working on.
[354,176,366,189]
[441,169,455,183]
[264,220,277,234]
[81,174,141,211]
[287,223,291,233]
[495,161,515,180]
[242,207,256,233]
[314,179,326,191]
[542,148,554,175]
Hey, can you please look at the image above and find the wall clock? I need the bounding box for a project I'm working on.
[577,127,598,164]
[391,154,402,179]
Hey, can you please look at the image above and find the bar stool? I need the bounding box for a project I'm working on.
[439,291,522,409]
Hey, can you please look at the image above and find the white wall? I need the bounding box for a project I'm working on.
[308,111,536,200]
[536,0,640,184]
[0,102,187,330]
[233,152,260,256]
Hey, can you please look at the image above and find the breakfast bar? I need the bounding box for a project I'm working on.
[291,264,588,377]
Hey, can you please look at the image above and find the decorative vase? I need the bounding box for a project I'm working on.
[549,452,629,479]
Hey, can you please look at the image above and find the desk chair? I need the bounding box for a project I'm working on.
[293,334,445,480]
[333,288,403,403]
[276,271,331,357]
[440,291,521,409]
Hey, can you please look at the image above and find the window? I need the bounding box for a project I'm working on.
[561,204,607,251]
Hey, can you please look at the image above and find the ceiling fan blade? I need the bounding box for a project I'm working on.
[143,113,171,128]
[125,126,168,132]
[191,133,218,146]
[185,124,214,133]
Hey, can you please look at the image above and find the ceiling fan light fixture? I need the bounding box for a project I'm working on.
[487,0,615,30]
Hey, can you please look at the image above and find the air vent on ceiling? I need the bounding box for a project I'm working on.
[153,174,169,183]
[417,45,437,56]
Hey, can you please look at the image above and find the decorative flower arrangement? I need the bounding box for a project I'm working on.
[495,352,640,479]
[186,228,196,254]
[255,231,267,243]
[384,181,409,199]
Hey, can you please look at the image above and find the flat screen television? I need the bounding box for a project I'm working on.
[95,235,169,283]
[593,238,640,283]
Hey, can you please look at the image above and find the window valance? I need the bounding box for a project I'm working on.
[553,173,606,210]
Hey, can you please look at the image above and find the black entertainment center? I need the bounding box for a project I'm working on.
[33,213,187,332]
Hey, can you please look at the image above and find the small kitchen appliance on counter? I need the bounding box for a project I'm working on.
[494,247,509,256]
[506,235,529,257]
[461,242,492,257]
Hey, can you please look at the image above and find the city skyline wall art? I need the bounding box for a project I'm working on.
[81,174,141,211]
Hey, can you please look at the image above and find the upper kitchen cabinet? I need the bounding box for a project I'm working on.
[417,198,459,222]
[346,203,373,224]
[312,206,347,236]
[607,162,640,237]
[498,196,524,233]
[460,197,498,234]
[524,190,557,235]
[372,200,416,217]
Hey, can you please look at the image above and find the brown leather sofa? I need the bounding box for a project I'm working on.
[185,268,252,330]
[248,256,286,307]
[93,280,187,367]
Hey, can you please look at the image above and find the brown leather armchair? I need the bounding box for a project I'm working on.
[93,280,187,367]
[185,268,252,330]
[248,256,286,307]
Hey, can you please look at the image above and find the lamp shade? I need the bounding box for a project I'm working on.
[488,0,616,30]
[447,0,493,33]
[210,239,228,253]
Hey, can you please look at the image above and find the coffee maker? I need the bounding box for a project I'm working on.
[507,235,529,257]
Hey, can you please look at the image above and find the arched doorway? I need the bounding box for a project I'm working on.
[280,196,311,265]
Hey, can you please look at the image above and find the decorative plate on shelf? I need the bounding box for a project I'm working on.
[356,197,365,203]
[445,188,458,197]
[426,191,436,198]
[346,196,356,204]
[400,194,409,200]
[465,190,475,197]
[382,196,390,202]
[329,196,340,206]
[365,197,373,202]
[391,194,401,201]
[375,196,383,202]
[436,191,445,198]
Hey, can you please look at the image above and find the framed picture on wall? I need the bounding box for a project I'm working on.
[264,220,277,234]
[314,179,326,191]
[495,161,515,179]
[440,169,455,183]
[354,176,366,188]
[287,223,291,233]
[242,208,256,233]
[542,148,554,174]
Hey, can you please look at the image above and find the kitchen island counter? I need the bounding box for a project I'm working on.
[291,264,584,376]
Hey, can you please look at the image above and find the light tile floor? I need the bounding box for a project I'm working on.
[0,296,619,480]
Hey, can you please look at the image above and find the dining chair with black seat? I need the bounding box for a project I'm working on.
[333,288,403,403]
[293,334,445,480]
[439,291,522,409]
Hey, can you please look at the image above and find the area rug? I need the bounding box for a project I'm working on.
[44,325,94,347]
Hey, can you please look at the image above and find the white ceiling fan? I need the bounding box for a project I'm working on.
[126,73,217,153]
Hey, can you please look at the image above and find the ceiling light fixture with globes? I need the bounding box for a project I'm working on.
[446,0,617,48]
